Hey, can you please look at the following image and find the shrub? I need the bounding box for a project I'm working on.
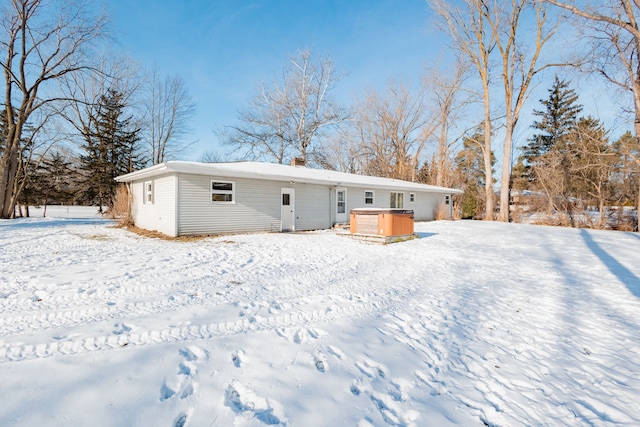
[108,184,134,227]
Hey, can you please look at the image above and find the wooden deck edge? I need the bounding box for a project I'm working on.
[338,233,418,245]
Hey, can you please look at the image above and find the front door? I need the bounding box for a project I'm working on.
[336,188,347,223]
[281,188,295,231]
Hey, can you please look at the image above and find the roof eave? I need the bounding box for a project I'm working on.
[115,163,169,182]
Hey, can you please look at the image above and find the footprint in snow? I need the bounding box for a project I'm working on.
[314,352,328,373]
[172,407,193,427]
[232,349,248,368]
[112,322,134,335]
[355,359,387,379]
[292,328,328,344]
[224,380,287,425]
[160,346,206,402]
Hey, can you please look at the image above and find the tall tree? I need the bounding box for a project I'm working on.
[39,150,73,214]
[430,0,496,219]
[424,59,470,187]
[518,76,583,186]
[225,49,348,165]
[486,0,560,222]
[79,89,142,212]
[143,66,196,164]
[0,0,107,218]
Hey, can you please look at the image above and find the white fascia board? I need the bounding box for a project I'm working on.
[115,163,170,182]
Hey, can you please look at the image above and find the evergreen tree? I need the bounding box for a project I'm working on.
[80,89,143,212]
[519,77,583,187]
[456,132,496,218]
[39,151,74,208]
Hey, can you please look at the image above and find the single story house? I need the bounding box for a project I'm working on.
[115,160,463,237]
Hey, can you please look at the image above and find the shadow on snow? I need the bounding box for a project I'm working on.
[416,232,437,239]
[580,229,640,298]
[0,217,111,230]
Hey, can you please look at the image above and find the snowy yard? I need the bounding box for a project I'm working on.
[1,207,640,427]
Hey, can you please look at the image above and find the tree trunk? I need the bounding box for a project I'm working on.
[498,119,514,222]
[0,148,20,219]
[483,83,494,221]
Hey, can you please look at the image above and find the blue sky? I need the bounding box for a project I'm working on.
[107,0,446,160]
[106,0,626,166]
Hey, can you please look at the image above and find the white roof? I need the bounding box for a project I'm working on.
[115,161,463,194]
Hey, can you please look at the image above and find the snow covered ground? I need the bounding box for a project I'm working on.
[1,206,640,427]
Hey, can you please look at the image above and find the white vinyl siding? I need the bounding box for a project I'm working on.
[341,186,445,221]
[129,173,454,236]
[131,175,177,236]
[294,184,331,230]
[177,174,330,236]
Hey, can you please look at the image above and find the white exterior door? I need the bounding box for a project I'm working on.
[281,188,295,231]
[336,188,347,223]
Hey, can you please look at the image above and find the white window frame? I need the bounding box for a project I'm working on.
[364,190,374,205]
[409,193,415,203]
[144,181,153,204]
[336,188,346,214]
[211,180,235,203]
[390,192,404,209]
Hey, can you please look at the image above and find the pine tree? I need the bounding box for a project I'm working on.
[80,89,143,212]
[520,76,583,187]
[456,132,496,218]
[40,151,73,209]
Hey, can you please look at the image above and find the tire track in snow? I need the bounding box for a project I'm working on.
[0,244,236,314]
[0,298,385,363]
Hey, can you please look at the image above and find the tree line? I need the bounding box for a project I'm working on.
[0,1,195,218]
[1,0,639,231]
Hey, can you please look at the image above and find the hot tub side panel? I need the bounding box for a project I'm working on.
[378,213,414,236]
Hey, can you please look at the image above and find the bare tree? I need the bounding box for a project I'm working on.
[546,0,640,221]
[223,84,293,164]
[60,55,139,157]
[0,0,107,218]
[143,66,196,164]
[423,58,470,187]
[430,0,496,219]
[225,49,348,165]
[347,80,437,181]
[487,0,560,222]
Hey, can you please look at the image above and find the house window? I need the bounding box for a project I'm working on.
[211,180,234,203]
[409,193,415,203]
[364,190,374,204]
[144,181,153,204]
[390,192,404,209]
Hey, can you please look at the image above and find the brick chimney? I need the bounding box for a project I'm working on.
[291,157,306,167]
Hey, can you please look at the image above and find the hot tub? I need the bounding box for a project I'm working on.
[349,208,415,243]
